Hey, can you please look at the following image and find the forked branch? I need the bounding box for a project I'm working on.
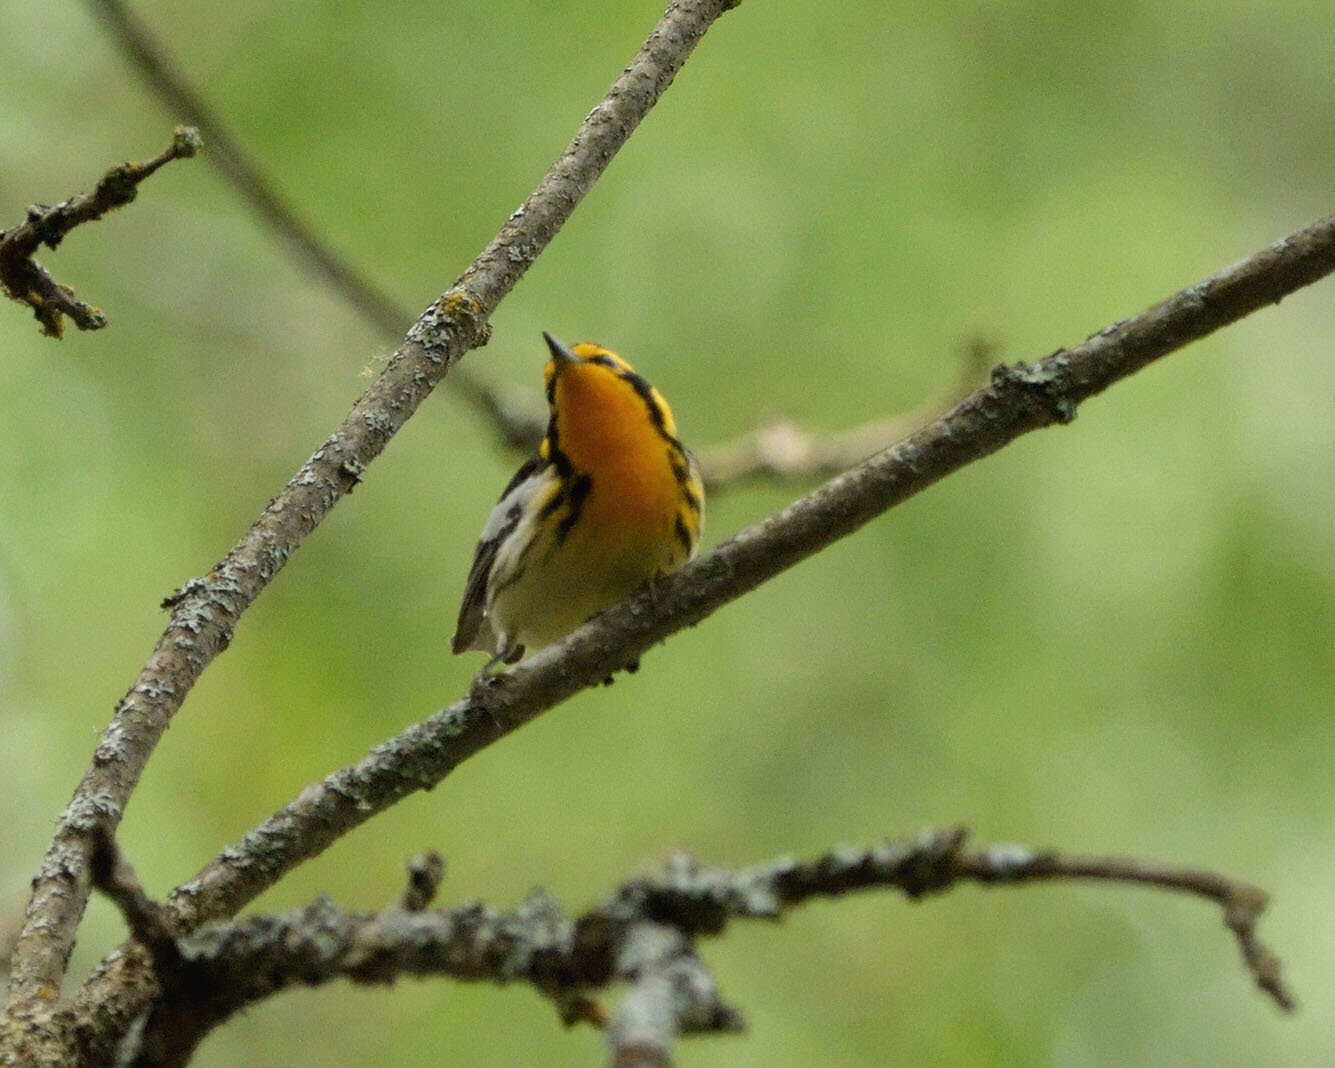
[3,0,741,1050]
[62,210,1335,1064]
[164,212,1335,935]
[88,829,1289,1067]
[0,126,199,337]
[5,3,1327,1063]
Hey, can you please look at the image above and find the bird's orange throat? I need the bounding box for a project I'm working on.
[553,367,681,527]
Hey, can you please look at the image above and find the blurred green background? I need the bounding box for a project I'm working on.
[2,1,1332,1064]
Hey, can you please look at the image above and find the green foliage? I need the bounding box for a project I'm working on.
[1,1,1331,1064]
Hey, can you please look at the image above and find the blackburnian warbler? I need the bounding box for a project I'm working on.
[452,333,704,669]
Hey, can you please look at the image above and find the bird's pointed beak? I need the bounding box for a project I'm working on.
[543,331,579,367]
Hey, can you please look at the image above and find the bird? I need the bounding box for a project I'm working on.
[452,332,704,670]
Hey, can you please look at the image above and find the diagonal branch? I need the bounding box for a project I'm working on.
[2,0,740,1039]
[167,212,1335,929]
[88,830,1289,1066]
[83,0,545,449]
[84,0,1005,468]
[0,126,200,337]
[64,211,1335,1061]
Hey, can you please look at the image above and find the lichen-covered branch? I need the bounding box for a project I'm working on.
[2,0,740,1053]
[88,830,1289,1066]
[83,0,545,450]
[696,338,993,488]
[170,212,1335,928]
[59,209,1334,1063]
[0,126,199,337]
[87,0,1016,471]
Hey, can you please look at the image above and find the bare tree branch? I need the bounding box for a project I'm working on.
[168,211,1335,927]
[5,7,1324,1062]
[697,338,994,488]
[2,0,740,1050]
[82,0,545,450]
[82,0,1015,470]
[0,126,200,337]
[58,210,1335,1062]
[85,830,1288,1066]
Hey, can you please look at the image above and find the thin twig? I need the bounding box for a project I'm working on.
[0,126,200,337]
[2,0,740,1048]
[957,846,1297,1012]
[83,0,544,449]
[87,830,184,993]
[61,210,1335,1063]
[86,831,1289,1066]
[696,338,994,488]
